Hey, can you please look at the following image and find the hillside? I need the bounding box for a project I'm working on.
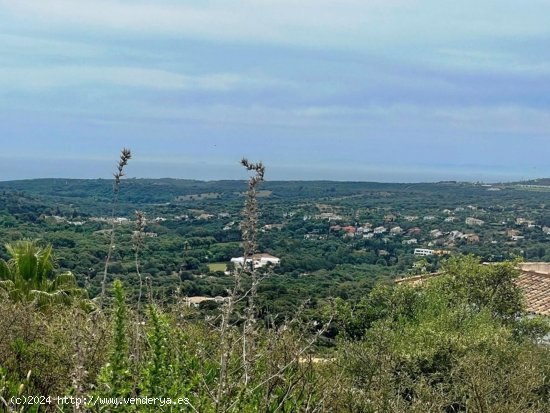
[1,178,550,313]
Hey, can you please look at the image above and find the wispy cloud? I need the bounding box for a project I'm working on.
[426,49,550,76]
[0,66,280,92]
[3,0,550,50]
[0,34,105,61]
[0,0,407,42]
[74,101,550,138]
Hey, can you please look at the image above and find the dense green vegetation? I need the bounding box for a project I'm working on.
[1,170,550,411]
[0,256,548,411]
[1,177,550,316]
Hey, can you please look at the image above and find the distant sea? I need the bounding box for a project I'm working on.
[0,156,545,184]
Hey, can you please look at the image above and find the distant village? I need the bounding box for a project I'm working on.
[44,198,550,262]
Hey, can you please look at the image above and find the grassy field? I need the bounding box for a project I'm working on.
[208,262,228,272]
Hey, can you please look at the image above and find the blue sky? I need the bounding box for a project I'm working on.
[0,1,549,182]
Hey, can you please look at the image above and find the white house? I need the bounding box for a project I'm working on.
[448,230,464,240]
[414,248,434,256]
[390,226,403,235]
[184,296,226,307]
[231,253,281,269]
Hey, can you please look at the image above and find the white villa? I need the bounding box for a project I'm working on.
[184,296,226,307]
[231,253,281,269]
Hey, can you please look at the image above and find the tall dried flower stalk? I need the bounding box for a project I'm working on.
[240,158,265,386]
[215,158,265,410]
[211,160,334,410]
[99,148,132,307]
[240,158,265,262]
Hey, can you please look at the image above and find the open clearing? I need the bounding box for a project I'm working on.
[208,262,227,272]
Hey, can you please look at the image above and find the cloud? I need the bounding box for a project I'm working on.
[426,49,550,76]
[74,100,550,137]
[3,1,550,80]
[431,105,550,135]
[0,66,275,92]
[0,34,104,61]
[0,1,405,34]
[3,0,549,51]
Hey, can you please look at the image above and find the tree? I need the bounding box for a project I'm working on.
[439,255,524,320]
[333,256,550,412]
[0,240,87,307]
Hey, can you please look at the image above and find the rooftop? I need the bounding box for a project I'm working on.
[516,263,550,316]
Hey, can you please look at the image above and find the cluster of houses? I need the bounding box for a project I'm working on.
[308,203,550,247]
[44,201,549,269]
[44,209,239,237]
[413,248,451,256]
[325,220,482,247]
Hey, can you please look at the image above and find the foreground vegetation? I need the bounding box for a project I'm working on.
[0,256,549,412]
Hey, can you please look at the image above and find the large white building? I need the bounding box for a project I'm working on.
[230,253,281,269]
[414,248,434,256]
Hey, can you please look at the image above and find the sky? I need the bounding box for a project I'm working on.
[0,0,549,182]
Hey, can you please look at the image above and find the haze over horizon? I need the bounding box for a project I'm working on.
[1,1,549,182]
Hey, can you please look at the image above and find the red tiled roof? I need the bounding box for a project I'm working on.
[516,271,550,316]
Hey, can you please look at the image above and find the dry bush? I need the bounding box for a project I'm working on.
[0,299,110,405]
